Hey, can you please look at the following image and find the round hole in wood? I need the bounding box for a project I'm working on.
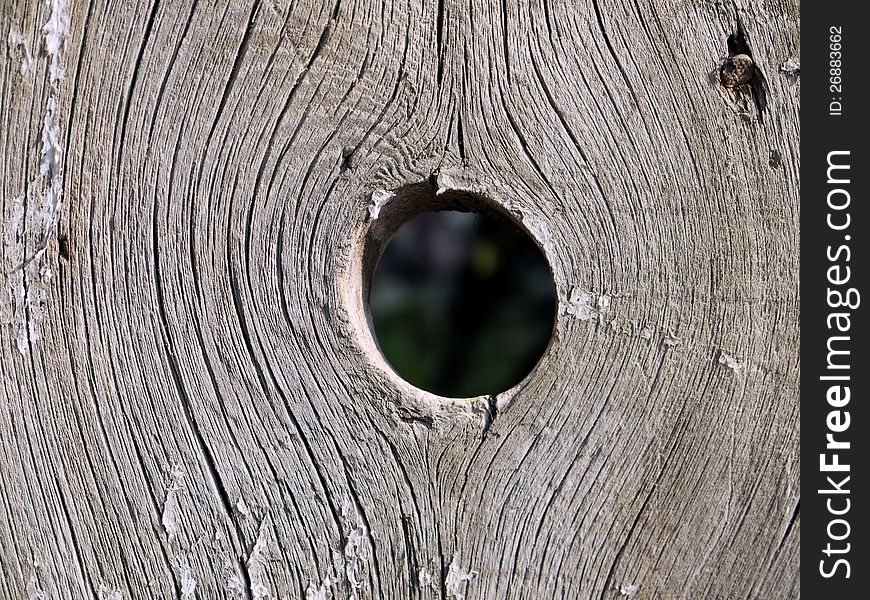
[362,185,556,399]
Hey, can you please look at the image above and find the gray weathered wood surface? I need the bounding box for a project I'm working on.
[1,0,799,598]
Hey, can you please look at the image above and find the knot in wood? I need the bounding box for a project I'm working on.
[720,53,754,89]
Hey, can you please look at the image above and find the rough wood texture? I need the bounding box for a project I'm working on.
[1,0,799,598]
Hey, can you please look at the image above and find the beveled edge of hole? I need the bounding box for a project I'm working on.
[342,179,559,423]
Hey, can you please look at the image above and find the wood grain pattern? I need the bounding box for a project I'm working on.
[1,0,800,598]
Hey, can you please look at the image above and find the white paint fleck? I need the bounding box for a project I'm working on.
[444,555,477,600]
[620,583,640,596]
[367,190,394,220]
[236,496,250,518]
[444,554,478,600]
[417,559,440,591]
[341,503,370,593]
[417,566,433,589]
[718,352,743,373]
[598,294,611,315]
[565,289,595,320]
[17,318,30,354]
[305,575,332,600]
[225,572,246,599]
[780,57,800,77]
[564,288,611,323]
[663,331,682,347]
[8,26,33,75]
[640,327,653,340]
[97,584,123,600]
[26,573,47,600]
[162,463,185,540]
[247,518,274,600]
[176,556,197,600]
[344,525,369,590]
[251,582,271,600]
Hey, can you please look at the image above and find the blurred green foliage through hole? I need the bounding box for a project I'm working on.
[369,210,556,398]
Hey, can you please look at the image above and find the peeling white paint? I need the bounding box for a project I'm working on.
[36,0,68,249]
[5,0,70,353]
[40,98,63,179]
[367,190,394,220]
[620,583,640,596]
[445,555,477,600]
[42,0,70,86]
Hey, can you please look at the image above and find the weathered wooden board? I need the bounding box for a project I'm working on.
[1,0,800,598]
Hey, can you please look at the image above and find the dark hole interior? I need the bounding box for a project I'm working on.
[368,210,556,398]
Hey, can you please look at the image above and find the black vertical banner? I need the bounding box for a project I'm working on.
[802,2,869,597]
